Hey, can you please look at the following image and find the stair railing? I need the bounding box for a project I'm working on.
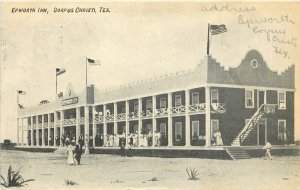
[239,104,265,145]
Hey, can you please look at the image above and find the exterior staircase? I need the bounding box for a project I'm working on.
[231,104,276,146]
[226,147,250,160]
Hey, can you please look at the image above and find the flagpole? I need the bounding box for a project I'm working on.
[17,91,19,105]
[207,23,210,55]
[56,69,58,96]
[86,57,88,88]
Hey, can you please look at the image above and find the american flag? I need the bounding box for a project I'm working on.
[210,24,227,35]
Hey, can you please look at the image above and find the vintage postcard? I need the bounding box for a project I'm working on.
[0,1,299,190]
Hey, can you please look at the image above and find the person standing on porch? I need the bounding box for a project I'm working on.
[65,135,70,146]
[55,136,59,146]
[61,135,65,146]
[214,131,223,146]
[157,131,161,147]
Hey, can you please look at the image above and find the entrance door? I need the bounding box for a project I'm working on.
[257,90,265,109]
[257,119,266,145]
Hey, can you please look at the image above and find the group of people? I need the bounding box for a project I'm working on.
[95,131,162,148]
[67,140,83,165]
[66,134,90,165]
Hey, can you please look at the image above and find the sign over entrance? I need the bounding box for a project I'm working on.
[62,97,78,106]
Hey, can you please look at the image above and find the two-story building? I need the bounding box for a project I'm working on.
[16,50,295,150]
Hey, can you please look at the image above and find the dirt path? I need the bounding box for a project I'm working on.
[0,150,299,190]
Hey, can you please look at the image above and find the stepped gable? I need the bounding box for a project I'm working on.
[206,56,235,85]
[228,50,295,89]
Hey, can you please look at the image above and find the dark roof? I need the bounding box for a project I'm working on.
[207,50,295,89]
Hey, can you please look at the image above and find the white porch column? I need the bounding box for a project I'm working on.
[84,106,90,154]
[138,98,142,146]
[53,114,57,147]
[42,115,45,146]
[205,86,211,146]
[76,107,80,144]
[152,96,156,147]
[185,89,191,147]
[17,118,20,145]
[125,100,129,142]
[168,93,173,146]
[21,118,24,145]
[60,110,64,146]
[103,104,107,146]
[30,116,34,146]
[52,113,55,146]
[114,102,117,134]
[36,116,39,146]
[92,106,96,147]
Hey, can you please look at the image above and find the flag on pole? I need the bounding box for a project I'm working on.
[56,68,66,76]
[87,58,101,65]
[17,90,26,95]
[210,24,227,35]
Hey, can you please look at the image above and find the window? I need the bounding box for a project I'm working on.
[278,120,287,142]
[245,89,254,108]
[211,120,219,139]
[134,101,139,112]
[175,95,182,107]
[278,91,286,109]
[146,99,152,110]
[160,123,167,138]
[251,59,259,68]
[192,92,199,105]
[175,122,183,141]
[160,98,167,109]
[192,121,199,140]
[211,89,219,104]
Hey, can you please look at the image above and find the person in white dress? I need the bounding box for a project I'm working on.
[109,135,114,147]
[214,131,223,146]
[67,140,75,165]
[157,131,161,147]
[133,134,137,147]
[114,134,119,147]
[143,134,148,147]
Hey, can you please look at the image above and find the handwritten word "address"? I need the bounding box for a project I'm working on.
[201,4,255,12]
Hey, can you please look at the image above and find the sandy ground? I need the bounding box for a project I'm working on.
[0,149,299,190]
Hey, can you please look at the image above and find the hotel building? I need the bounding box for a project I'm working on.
[16,50,295,149]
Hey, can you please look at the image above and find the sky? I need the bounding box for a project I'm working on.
[1,2,300,142]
